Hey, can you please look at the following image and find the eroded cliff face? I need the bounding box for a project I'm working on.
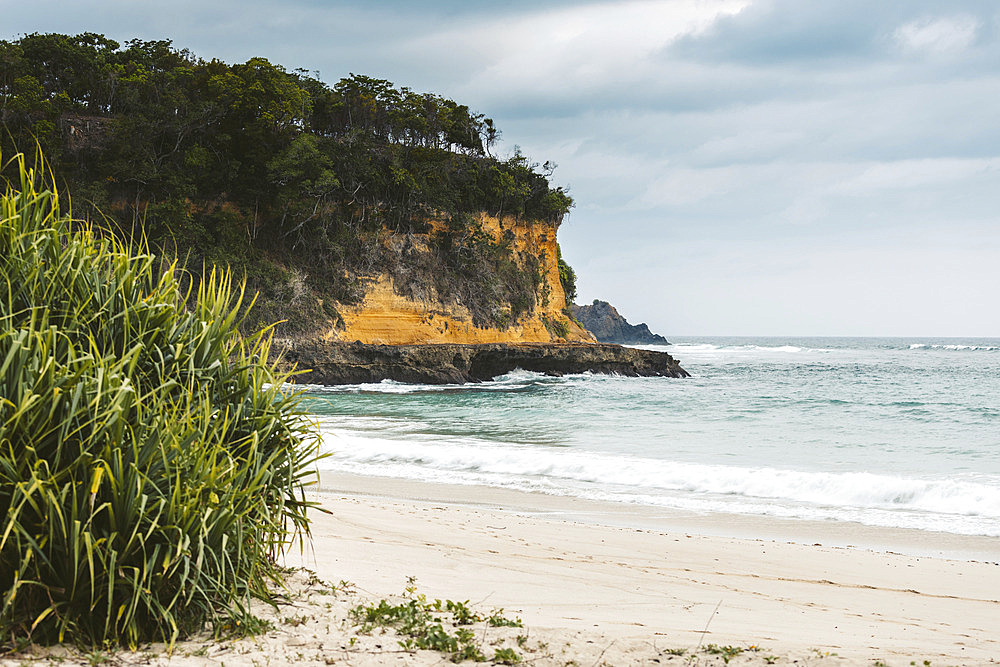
[325,213,594,345]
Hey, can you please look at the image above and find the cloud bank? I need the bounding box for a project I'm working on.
[5,0,999,335]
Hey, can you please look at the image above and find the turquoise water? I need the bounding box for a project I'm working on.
[302,337,1000,537]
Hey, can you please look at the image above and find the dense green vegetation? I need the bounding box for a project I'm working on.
[0,153,319,646]
[0,33,575,332]
[556,244,577,304]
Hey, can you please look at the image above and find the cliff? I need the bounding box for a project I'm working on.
[327,213,595,345]
[571,300,669,345]
[1,34,583,345]
[1,35,691,382]
[281,340,689,385]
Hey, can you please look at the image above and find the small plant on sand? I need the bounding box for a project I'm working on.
[0,153,321,648]
[487,609,523,627]
[350,580,523,663]
[302,569,338,596]
[703,644,745,663]
[283,614,310,627]
[493,647,521,664]
[430,599,479,625]
[85,650,109,666]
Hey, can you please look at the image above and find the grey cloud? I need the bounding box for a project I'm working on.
[669,0,998,65]
[4,0,1000,334]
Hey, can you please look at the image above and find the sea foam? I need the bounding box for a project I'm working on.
[316,420,1000,536]
[909,343,1000,351]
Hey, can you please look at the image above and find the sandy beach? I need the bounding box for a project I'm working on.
[279,473,1000,665]
[6,472,999,666]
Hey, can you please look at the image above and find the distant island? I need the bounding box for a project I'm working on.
[572,300,669,345]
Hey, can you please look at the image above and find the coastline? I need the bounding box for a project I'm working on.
[314,472,1000,562]
[278,472,1000,664]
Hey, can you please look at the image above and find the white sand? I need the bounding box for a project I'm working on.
[6,473,999,666]
[284,473,1000,665]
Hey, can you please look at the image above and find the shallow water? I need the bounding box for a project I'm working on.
[302,337,1000,537]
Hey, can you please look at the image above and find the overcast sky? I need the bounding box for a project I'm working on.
[6,0,1000,336]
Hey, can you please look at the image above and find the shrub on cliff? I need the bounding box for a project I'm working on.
[556,244,577,304]
[0,153,320,647]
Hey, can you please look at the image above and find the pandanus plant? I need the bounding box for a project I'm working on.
[0,152,320,647]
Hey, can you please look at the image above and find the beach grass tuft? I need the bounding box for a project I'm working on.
[0,151,321,648]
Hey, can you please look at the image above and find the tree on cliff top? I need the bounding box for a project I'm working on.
[0,32,575,333]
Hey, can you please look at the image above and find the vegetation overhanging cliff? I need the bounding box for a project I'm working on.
[0,32,589,343]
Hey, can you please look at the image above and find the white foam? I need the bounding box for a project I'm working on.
[664,343,839,367]
[316,422,1000,536]
[670,343,835,353]
[299,369,559,395]
[909,343,1000,351]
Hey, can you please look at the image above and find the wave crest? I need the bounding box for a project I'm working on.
[316,423,1000,536]
[909,343,1000,351]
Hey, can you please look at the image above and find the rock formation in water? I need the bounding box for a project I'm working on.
[279,340,689,385]
[571,300,669,345]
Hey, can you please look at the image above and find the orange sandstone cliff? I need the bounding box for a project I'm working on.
[325,213,595,345]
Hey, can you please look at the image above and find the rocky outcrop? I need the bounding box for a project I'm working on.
[571,300,669,345]
[279,340,689,385]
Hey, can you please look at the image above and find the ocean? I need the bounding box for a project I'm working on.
[301,337,1000,538]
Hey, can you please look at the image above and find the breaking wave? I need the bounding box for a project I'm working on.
[908,343,1000,351]
[315,420,1000,537]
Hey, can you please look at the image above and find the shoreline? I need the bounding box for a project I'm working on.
[316,471,1000,562]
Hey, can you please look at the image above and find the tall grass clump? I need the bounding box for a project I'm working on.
[0,152,320,647]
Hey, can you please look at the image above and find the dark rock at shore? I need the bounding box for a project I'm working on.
[571,300,669,345]
[278,340,689,385]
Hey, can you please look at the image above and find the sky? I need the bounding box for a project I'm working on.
[5,0,1000,336]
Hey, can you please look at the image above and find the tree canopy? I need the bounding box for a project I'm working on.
[0,33,575,333]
